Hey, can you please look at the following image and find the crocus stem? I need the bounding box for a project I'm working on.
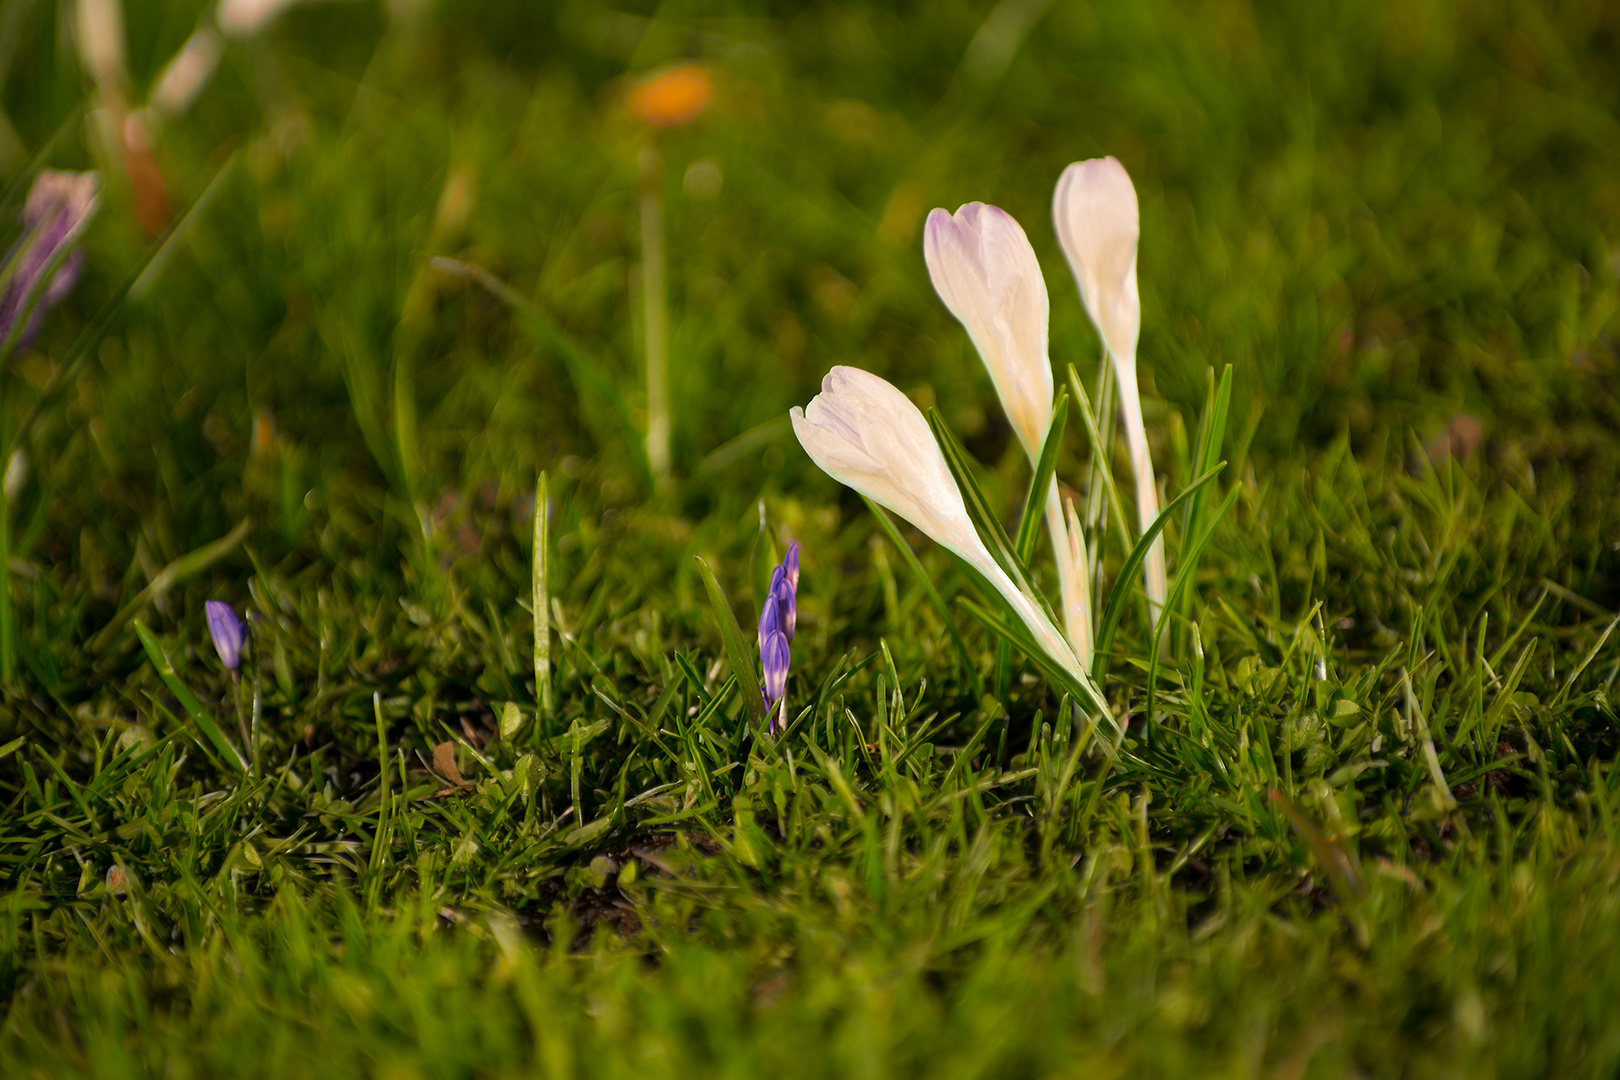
[1117,373,1166,620]
[639,143,670,487]
[231,670,248,760]
[1043,478,1091,667]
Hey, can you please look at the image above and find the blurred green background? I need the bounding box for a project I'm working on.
[8,0,1618,546]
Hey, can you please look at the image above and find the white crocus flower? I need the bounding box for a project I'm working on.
[76,0,127,97]
[791,366,1085,684]
[150,29,224,117]
[924,202,1091,663]
[1053,156,1166,618]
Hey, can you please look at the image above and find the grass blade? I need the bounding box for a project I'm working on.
[925,407,1063,638]
[1014,391,1069,566]
[431,257,650,488]
[1066,365,1133,551]
[533,471,553,722]
[90,519,253,652]
[1092,462,1225,683]
[957,596,1109,720]
[134,621,246,773]
[863,496,984,700]
[1146,484,1241,725]
[1179,366,1232,618]
[694,556,766,722]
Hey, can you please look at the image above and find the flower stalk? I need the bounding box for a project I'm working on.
[1054,156,1166,619]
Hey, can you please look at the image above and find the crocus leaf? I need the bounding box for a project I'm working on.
[134,621,246,773]
[1180,365,1232,580]
[1013,390,1068,568]
[925,407,1024,581]
[1091,461,1225,683]
[957,596,1109,720]
[1065,364,1133,549]
[90,519,252,652]
[694,556,767,721]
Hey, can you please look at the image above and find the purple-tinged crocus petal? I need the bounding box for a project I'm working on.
[766,563,797,644]
[0,170,100,351]
[783,540,800,592]
[774,575,796,644]
[759,579,782,643]
[205,601,244,671]
[923,202,1052,463]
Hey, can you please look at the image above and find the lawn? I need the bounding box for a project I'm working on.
[2,0,1619,1076]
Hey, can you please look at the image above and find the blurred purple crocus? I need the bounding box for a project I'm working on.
[758,541,800,730]
[0,170,100,353]
[205,600,244,672]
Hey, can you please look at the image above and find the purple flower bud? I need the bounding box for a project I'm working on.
[205,600,243,671]
[758,542,803,726]
[761,629,790,714]
[0,171,100,351]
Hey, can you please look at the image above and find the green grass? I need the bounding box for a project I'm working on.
[2,0,1620,1075]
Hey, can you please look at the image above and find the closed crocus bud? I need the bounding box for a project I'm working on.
[924,203,1051,462]
[758,594,791,716]
[1053,157,1140,366]
[76,0,128,96]
[925,201,1091,663]
[792,366,1082,681]
[205,601,244,671]
[1053,157,1165,615]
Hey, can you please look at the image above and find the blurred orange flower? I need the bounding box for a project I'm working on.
[628,65,712,128]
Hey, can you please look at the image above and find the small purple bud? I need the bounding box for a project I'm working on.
[761,630,790,712]
[758,543,804,725]
[783,541,800,591]
[205,600,243,671]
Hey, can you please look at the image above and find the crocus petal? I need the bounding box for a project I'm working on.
[759,585,781,642]
[761,631,790,708]
[792,365,1082,678]
[76,0,127,93]
[773,575,796,643]
[205,600,244,670]
[783,540,800,592]
[1052,157,1140,371]
[217,0,320,37]
[150,29,223,117]
[924,203,1052,462]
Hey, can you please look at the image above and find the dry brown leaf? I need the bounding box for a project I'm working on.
[431,740,474,795]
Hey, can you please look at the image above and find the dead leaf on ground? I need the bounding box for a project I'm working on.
[429,740,475,796]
